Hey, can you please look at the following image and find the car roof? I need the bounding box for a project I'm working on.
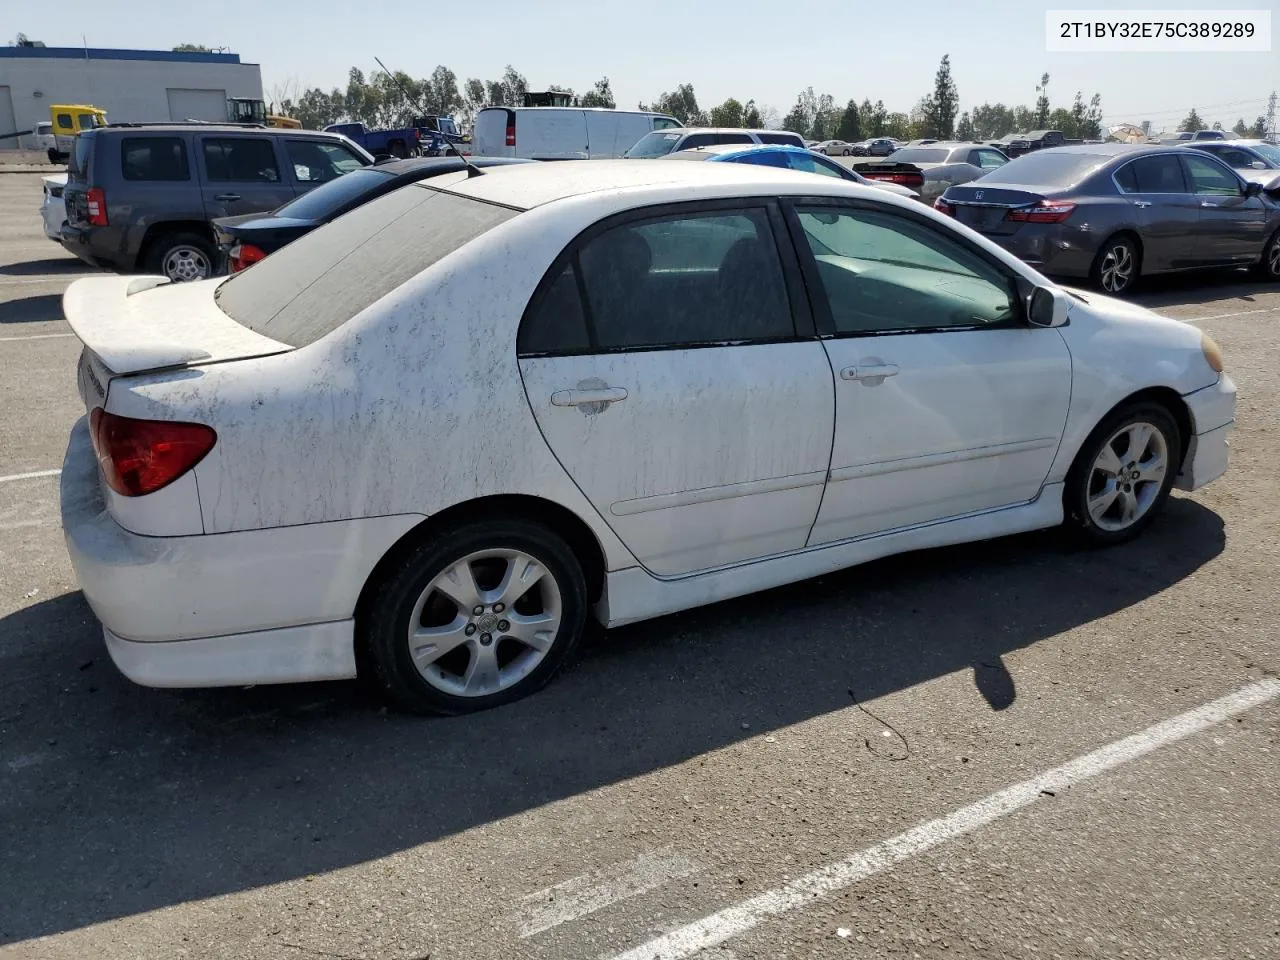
[667,127,801,137]
[1197,139,1269,148]
[435,156,886,211]
[90,123,343,137]
[670,143,810,159]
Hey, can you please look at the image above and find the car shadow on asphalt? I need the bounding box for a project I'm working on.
[0,294,64,324]
[1130,270,1274,310]
[0,497,1225,944]
[0,258,92,277]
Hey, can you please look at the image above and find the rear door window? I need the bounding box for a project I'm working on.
[203,137,282,183]
[120,137,190,181]
[215,184,518,347]
[1116,155,1188,193]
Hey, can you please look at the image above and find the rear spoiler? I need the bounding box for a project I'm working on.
[851,161,924,175]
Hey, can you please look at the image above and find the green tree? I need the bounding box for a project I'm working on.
[921,54,958,139]
[883,112,913,140]
[1049,107,1075,136]
[1013,104,1036,132]
[173,43,213,52]
[859,98,888,137]
[709,98,744,128]
[781,97,808,135]
[1248,115,1267,137]
[501,66,528,106]
[835,100,861,142]
[426,65,462,115]
[643,83,707,125]
[1178,108,1205,132]
[956,111,975,140]
[1233,117,1249,136]
[580,77,616,109]
[743,99,763,128]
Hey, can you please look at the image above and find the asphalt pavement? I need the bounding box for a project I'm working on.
[0,171,1276,960]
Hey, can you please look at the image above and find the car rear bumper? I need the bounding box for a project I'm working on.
[60,415,417,687]
[59,224,123,270]
[1175,374,1237,491]
[980,226,1097,279]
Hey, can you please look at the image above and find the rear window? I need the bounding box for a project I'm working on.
[273,167,395,221]
[984,150,1110,186]
[889,148,950,163]
[121,137,190,181]
[215,184,518,347]
[626,131,684,157]
[757,133,804,146]
[70,135,94,180]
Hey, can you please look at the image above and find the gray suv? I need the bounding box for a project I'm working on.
[60,124,375,282]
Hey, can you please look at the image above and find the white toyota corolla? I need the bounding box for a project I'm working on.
[60,159,1236,714]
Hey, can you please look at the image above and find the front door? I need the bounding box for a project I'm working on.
[196,135,296,218]
[517,202,835,576]
[1180,153,1269,266]
[784,201,1072,545]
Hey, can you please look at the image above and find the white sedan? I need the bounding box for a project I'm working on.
[41,172,67,242]
[60,159,1237,714]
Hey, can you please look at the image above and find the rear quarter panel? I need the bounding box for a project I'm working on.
[107,198,639,570]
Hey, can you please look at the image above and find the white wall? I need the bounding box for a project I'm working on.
[0,56,263,133]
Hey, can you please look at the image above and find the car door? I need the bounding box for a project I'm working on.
[516,201,836,576]
[1110,154,1199,270]
[1179,152,1269,265]
[783,200,1072,544]
[197,135,296,218]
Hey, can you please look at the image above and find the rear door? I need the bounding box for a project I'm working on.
[1179,152,1268,265]
[196,135,296,217]
[1111,154,1198,269]
[517,201,835,576]
[522,109,588,160]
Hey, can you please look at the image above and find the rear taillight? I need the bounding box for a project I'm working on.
[867,172,924,187]
[89,408,217,497]
[505,117,516,147]
[1006,200,1076,224]
[934,197,956,217]
[86,187,108,226]
[228,242,267,273]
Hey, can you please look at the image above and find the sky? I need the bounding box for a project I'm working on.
[10,0,1277,133]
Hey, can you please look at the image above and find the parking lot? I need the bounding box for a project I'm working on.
[1,167,1277,959]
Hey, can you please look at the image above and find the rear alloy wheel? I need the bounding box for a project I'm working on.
[364,520,587,714]
[1066,402,1181,545]
[1256,229,1280,281]
[1090,236,1139,295]
[147,232,216,283]
[842,148,851,156]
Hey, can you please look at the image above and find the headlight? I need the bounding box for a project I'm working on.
[1201,333,1224,373]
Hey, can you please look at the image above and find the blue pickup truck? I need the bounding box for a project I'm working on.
[323,116,465,159]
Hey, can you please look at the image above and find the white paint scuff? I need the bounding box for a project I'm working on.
[611,678,1280,960]
[514,848,700,938]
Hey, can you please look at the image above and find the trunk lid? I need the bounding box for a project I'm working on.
[850,161,927,190]
[63,275,292,387]
[939,183,1058,236]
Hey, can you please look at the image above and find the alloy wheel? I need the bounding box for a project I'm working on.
[1086,421,1168,532]
[406,549,563,698]
[1268,241,1280,277]
[1099,243,1134,293]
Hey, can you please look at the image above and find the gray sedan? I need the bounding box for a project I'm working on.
[1189,139,1280,179]
[936,144,1280,295]
[854,142,1010,203]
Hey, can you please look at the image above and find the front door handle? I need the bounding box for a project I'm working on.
[1200,201,1218,207]
[1131,200,1152,208]
[841,363,899,384]
[551,386,629,407]
[214,193,241,202]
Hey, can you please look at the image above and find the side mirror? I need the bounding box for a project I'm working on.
[1244,181,1263,198]
[1027,285,1069,328]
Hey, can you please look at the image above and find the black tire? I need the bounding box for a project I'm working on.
[842,148,850,156]
[388,140,408,159]
[1064,400,1182,546]
[144,231,217,282]
[362,519,588,715]
[1089,234,1141,296]
[1254,228,1280,281]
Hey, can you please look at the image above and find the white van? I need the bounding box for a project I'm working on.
[474,107,682,160]
[27,121,55,153]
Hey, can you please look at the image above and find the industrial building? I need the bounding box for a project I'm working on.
[0,45,263,145]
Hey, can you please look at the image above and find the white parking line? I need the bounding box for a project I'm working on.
[1179,306,1278,325]
[0,469,61,484]
[0,333,74,342]
[514,849,700,938]
[611,678,1280,960]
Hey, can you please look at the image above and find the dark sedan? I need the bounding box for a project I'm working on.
[213,155,534,272]
[935,144,1280,295]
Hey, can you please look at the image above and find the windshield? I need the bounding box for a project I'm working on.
[983,150,1109,186]
[1252,143,1280,166]
[626,131,684,157]
[438,117,459,137]
[272,167,395,221]
[215,184,518,347]
[888,148,949,163]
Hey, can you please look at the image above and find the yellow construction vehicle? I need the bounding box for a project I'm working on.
[48,103,108,164]
[227,97,302,129]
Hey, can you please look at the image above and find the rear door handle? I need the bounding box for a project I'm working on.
[1131,200,1152,208]
[214,193,241,202]
[551,386,629,407]
[841,363,899,384]
[1200,201,1218,207]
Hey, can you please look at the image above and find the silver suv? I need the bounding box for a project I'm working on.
[60,123,374,282]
